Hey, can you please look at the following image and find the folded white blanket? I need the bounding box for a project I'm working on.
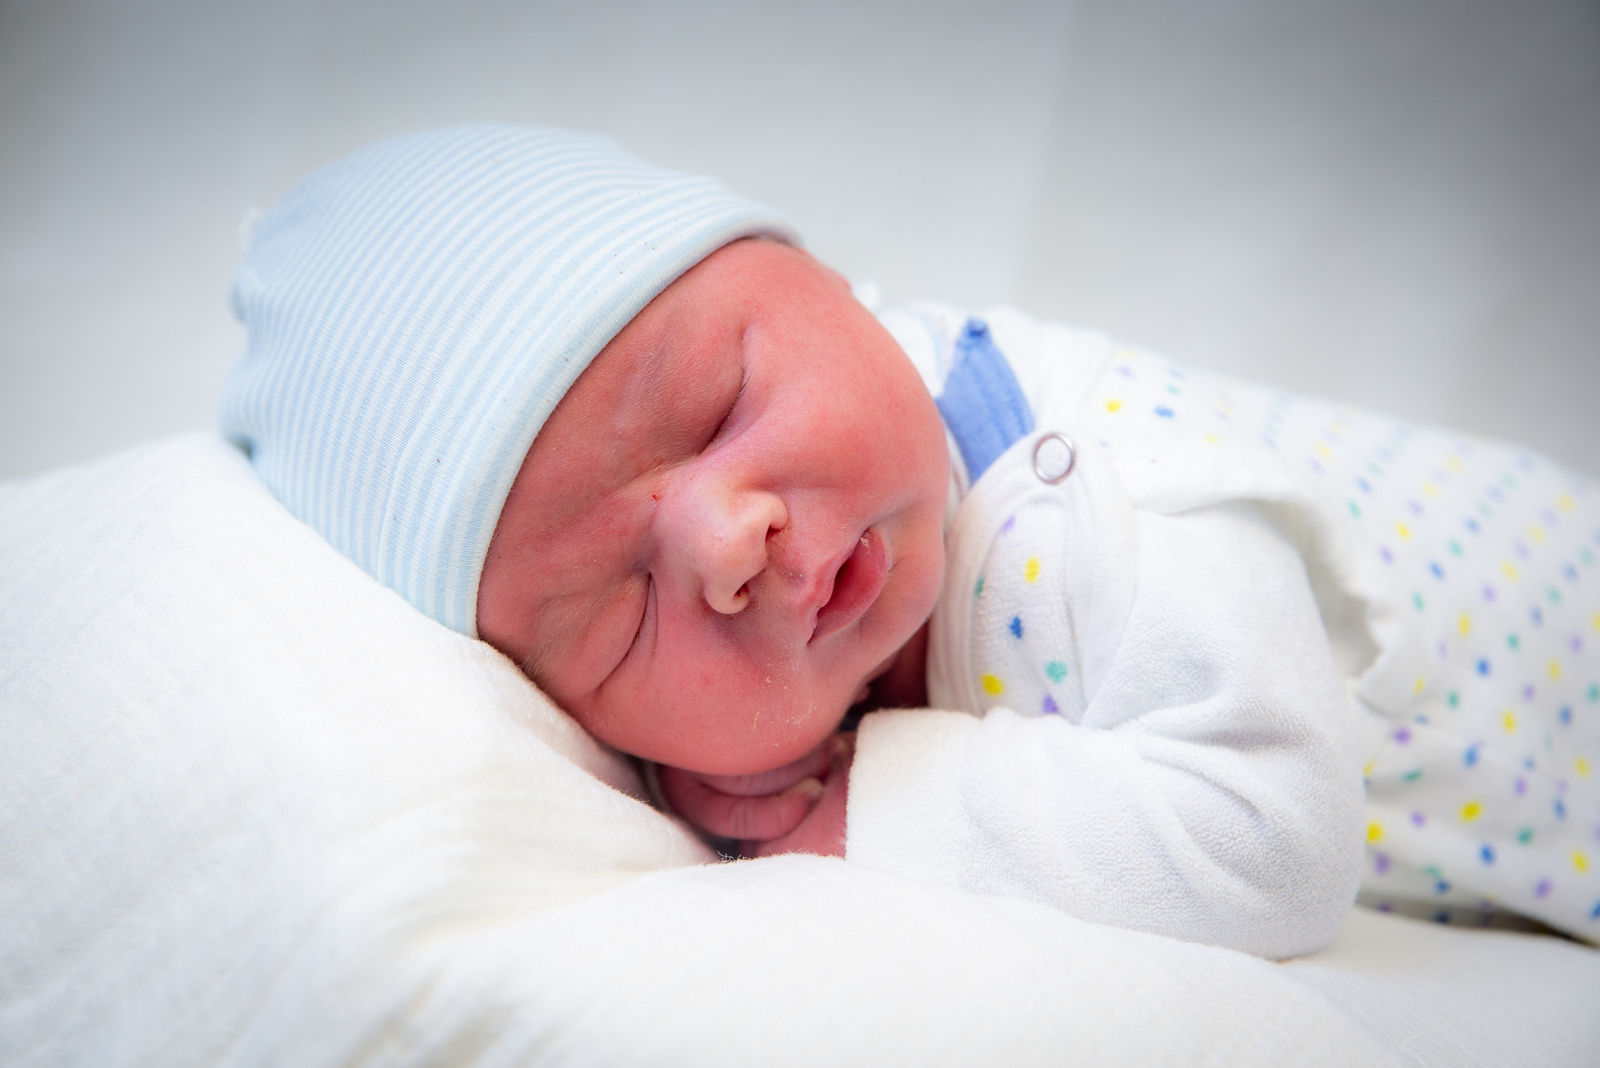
[3,434,1596,1065]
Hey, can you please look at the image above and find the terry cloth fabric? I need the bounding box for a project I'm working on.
[221,123,797,636]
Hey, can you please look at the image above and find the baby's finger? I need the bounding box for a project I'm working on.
[659,766,823,842]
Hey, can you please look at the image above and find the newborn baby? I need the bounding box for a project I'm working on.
[223,123,1599,958]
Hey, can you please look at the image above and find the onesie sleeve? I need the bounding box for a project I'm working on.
[846,501,1366,960]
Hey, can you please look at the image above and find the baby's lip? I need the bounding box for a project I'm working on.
[809,528,888,644]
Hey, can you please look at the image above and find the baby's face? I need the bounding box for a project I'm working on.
[478,239,949,776]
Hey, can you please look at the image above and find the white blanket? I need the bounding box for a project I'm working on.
[3,433,1597,1065]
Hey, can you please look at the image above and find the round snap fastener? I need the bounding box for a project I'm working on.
[1032,432,1076,484]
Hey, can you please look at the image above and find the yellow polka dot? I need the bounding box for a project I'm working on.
[1413,676,1427,696]
[1529,524,1547,544]
[1461,801,1483,822]
[1591,612,1600,632]
[1446,454,1465,472]
[1558,492,1575,513]
[1396,522,1412,540]
[1024,557,1040,584]
[1458,614,1472,637]
[1575,851,1591,874]
[1203,434,1219,444]
[1502,561,1520,582]
[1424,482,1440,499]
[1315,442,1333,460]
[1577,756,1592,778]
[1106,398,1123,413]
[981,674,1005,696]
[1502,710,1517,732]
[1549,660,1562,681]
[1366,822,1384,843]
[1362,760,1376,778]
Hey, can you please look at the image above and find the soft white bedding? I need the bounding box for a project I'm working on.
[3,433,1597,1065]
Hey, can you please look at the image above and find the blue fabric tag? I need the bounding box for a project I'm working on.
[935,318,1034,483]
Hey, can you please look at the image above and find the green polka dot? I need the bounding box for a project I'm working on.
[1449,539,1463,556]
[1403,769,1424,783]
[1448,691,1461,708]
[1507,633,1521,651]
[1044,660,1068,683]
[1588,683,1599,703]
[1413,592,1426,611]
[1348,500,1362,518]
[1547,586,1562,606]
[974,576,985,598]
[1517,827,1535,845]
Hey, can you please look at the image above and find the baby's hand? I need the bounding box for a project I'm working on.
[658,733,854,858]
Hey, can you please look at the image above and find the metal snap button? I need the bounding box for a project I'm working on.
[1032,432,1076,484]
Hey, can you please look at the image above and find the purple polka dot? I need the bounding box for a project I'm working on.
[1381,547,1395,565]
[1042,694,1059,715]
[1409,499,1425,517]
[1515,777,1527,796]
[1523,684,1537,701]
[1411,811,1428,828]
[1482,584,1497,602]
[1000,515,1016,536]
[1394,727,1412,744]
[1373,853,1391,875]
[1570,635,1584,654]
[1535,879,1553,899]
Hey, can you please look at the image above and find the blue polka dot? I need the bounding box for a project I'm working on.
[1480,844,1495,865]
[1476,658,1491,676]
[1154,405,1175,419]
[1554,797,1567,820]
[1009,615,1023,639]
[1464,744,1480,767]
[1430,561,1446,580]
[1560,705,1573,726]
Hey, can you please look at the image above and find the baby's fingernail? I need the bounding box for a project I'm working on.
[792,777,824,802]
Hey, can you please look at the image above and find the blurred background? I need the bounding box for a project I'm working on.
[1,0,1596,477]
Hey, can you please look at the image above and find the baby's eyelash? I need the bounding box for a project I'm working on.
[705,371,748,447]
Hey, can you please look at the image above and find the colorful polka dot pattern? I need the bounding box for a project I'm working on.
[1082,342,1599,940]
[969,499,1082,723]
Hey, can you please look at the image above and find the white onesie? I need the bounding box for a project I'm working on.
[847,303,1599,955]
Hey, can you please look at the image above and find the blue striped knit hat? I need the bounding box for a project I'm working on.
[221,123,796,636]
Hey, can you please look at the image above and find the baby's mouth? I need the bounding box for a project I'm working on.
[810,528,888,644]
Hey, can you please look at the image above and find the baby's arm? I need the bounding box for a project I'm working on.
[849,502,1366,960]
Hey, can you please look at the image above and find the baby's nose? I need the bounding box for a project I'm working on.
[695,490,787,616]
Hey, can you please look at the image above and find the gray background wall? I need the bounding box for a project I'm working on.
[2,0,1596,477]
